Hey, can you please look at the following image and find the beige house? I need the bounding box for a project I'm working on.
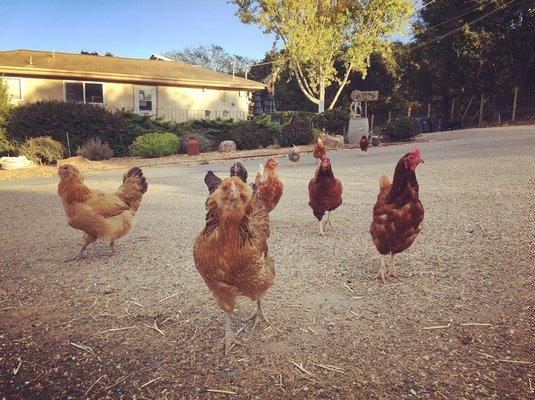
[0,49,265,122]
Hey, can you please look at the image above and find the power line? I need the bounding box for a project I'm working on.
[420,0,500,32]
[408,0,518,52]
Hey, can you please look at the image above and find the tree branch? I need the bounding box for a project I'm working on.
[293,67,320,105]
[294,61,318,97]
[328,64,353,110]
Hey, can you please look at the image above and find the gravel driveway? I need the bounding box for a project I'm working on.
[1,126,534,399]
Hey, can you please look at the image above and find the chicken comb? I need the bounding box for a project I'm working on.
[411,147,421,157]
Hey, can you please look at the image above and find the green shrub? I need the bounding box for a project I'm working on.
[230,117,280,150]
[382,117,421,141]
[278,116,315,147]
[177,118,235,149]
[76,137,113,161]
[20,136,65,164]
[317,109,348,135]
[129,132,180,158]
[272,111,319,127]
[6,100,133,155]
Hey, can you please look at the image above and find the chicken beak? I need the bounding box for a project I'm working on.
[230,181,239,199]
[420,157,425,164]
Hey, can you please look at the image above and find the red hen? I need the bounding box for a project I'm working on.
[370,148,425,283]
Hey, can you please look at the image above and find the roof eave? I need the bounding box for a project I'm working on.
[0,66,266,91]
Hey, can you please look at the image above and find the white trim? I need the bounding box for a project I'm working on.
[2,77,22,100]
[62,80,105,104]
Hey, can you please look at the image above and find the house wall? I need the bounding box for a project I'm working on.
[156,86,250,121]
[2,76,250,121]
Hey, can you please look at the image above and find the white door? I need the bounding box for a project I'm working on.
[134,85,157,116]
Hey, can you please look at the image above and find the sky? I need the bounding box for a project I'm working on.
[0,0,276,61]
[0,0,415,63]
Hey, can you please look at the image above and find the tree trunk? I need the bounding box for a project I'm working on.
[318,80,325,113]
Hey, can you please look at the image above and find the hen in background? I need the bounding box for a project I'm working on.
[308,156,343,236]
[359,134,370,155]
[370,148,425,283]
[230,162,248,183]
[255,157,283,213]
[193,177,274,355]
[58,165,148,261]
[313,137,326,164]
[288,145,300,167]
[204,171,222,194]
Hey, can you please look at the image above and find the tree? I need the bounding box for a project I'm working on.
[232,0,414,112]
[0,79,15,155]
[164,44,256,77]
[409,0,535,97]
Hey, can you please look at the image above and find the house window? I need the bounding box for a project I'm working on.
[85,83,104,103]
[64,81,104,104]
[3,78,21,100]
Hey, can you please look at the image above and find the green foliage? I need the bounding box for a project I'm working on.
[129,132,181,158]
[0,79,14,156]
[278,116,315,147]
[76,138,114,161]
[0,131,16,156]
[382,117,421,141]
[6,101,130,155]
[316,109,348,135]
[230,117,280,150]
[176,118,235,150]
[20,136,65,164]
[233,0,414,111]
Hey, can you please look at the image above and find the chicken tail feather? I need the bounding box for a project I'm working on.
[117,167,148,212]
[379,175,391,190]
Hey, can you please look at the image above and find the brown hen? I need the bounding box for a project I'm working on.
[308,156,343,236]
[193,177,275,355]
[370,148,424,283]
[255,157,283,214]
[57,164,148,261]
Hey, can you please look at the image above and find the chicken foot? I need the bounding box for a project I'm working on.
[64,243,91,262]
[64,234,96,262]
[243,300,270,331]
[385,254,404,279]
[374,256,388,284]
[375,254,404,283]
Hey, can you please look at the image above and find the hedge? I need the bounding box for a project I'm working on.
[382,117,421,140]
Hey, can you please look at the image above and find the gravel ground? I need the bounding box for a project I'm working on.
[1,127,534,399]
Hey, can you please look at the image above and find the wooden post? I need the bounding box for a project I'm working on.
[450,98,455,121]
[478,94,485,127]
[427,103,431,118]
[388,110,392,122]
[512,86,518,121]
[370,114,375,131]
[364,101,368,118]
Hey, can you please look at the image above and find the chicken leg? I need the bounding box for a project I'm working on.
[374,255,388,284]
[244,299,270,331]
[386,253,403,279]
[319,219,325,236]
[64,234,96,262]
[323,211,333,230]
[223,314,241,356]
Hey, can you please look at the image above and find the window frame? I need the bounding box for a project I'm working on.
[63,80,105,104]
[3,77,22,100]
